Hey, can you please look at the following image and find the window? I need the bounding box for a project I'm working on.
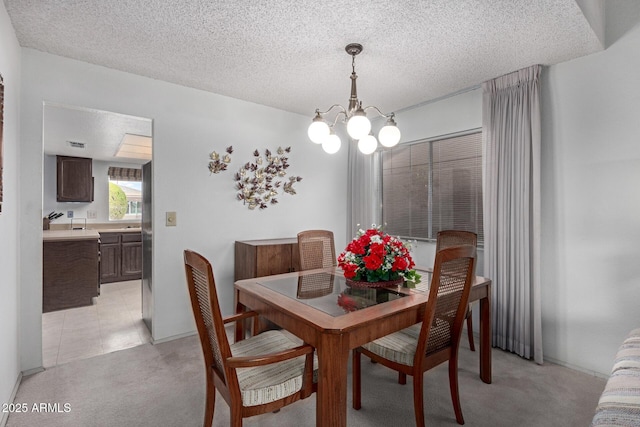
[381,131,483,244]
[108,167,142,221]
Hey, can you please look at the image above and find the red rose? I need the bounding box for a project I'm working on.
[363,254,383,270]
[342,263,359,279]
[369,242,385,257]
[347,240,366,255]
[392,257,408,271]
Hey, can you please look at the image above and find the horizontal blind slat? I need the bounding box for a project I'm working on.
[382,131,483,244]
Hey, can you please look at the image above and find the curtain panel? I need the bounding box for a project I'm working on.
[347,141,381,241]
[482,65,543,363]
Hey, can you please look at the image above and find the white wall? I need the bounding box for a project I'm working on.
[43,155,142,225]
[20,49,348,371]
[0,1,21,419]
[540,12,640,375]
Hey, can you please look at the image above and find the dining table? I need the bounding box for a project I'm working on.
[234,267,492,427]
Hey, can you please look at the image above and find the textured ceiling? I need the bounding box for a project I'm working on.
[6,1,603,163]
[6,0,603,117]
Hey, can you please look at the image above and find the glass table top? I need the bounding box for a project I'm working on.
[256,271,429,317]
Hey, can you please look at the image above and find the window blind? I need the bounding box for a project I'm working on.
[382,131,483,244]
[108,167,142,182]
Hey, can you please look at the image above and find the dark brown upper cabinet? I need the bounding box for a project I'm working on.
[56,155,93,202]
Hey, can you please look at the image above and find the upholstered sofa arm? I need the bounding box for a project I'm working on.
[591,328,640,426]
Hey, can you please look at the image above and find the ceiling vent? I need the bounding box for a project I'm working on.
[67,141,86,149]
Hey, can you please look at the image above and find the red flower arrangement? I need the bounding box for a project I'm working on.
[338,226,421,288]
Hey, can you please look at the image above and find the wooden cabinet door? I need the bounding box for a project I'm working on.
[234,239,298,281]
[57,155,93,202]
[44,239,99,312]
[121,242,142,279]
[256,244,294,277]
[100,242,121,283]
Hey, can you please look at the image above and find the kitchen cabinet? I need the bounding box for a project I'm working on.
[57,155,94,202]
[100,232,142,283]
[43,232,100,312]
[234,238,300,281]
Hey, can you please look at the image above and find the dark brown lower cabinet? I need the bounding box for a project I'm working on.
[100,232,142,283]
[43,238,99,312]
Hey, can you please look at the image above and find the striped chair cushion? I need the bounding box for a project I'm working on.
[231,330,317,407]
[361,317,455,367]
[362,324,422,366]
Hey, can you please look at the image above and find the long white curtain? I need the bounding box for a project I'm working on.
[482,65,543,363]
[347,140,381,241]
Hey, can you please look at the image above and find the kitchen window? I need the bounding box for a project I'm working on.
[381,130,483,244]
[108,167,142,221]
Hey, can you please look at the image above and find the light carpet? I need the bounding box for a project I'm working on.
[6,334,605,426]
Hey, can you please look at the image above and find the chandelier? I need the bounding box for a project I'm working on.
[307,43,401,154]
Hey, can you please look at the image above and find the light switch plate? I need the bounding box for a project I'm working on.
[87,210,97,219]
[166,211,177,226]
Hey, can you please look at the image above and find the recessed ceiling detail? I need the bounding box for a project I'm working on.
[115,134,152,161]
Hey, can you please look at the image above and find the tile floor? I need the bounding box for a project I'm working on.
[42,280,151,368]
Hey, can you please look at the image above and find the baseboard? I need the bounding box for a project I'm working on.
[150,330,196,345]
[1,372,23,427]
[21,366,44,377]
[543,355,609,379]
[466,330,609,379]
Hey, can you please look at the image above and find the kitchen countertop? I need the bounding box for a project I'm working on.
[43,227,142,241]
[43,229,101,242]
[96,227,142,233]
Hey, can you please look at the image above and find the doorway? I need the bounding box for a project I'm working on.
[41,103,153,367]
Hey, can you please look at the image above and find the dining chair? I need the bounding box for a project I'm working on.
[297,229,337,270]
[184,249,317,427]
[436,230,478,351]
[352,245,476,426]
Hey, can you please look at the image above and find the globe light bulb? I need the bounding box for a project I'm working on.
[322,132,341,154]
[347,109,371,140]
[358,134,378,154]
[378,117,401,147]
[308,118,330,144]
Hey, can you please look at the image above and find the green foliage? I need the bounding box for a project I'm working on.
[109,182,127,220]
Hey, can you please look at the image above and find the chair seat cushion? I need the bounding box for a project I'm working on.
[362,317,453,366]
[231,330,317,407]
[362,324,421,366]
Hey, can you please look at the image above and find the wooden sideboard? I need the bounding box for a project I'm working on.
[234,238,300,281]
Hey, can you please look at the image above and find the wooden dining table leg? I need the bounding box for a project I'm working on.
[234,289,244,342]
[316,332,350,427]
[479,287,492,384]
